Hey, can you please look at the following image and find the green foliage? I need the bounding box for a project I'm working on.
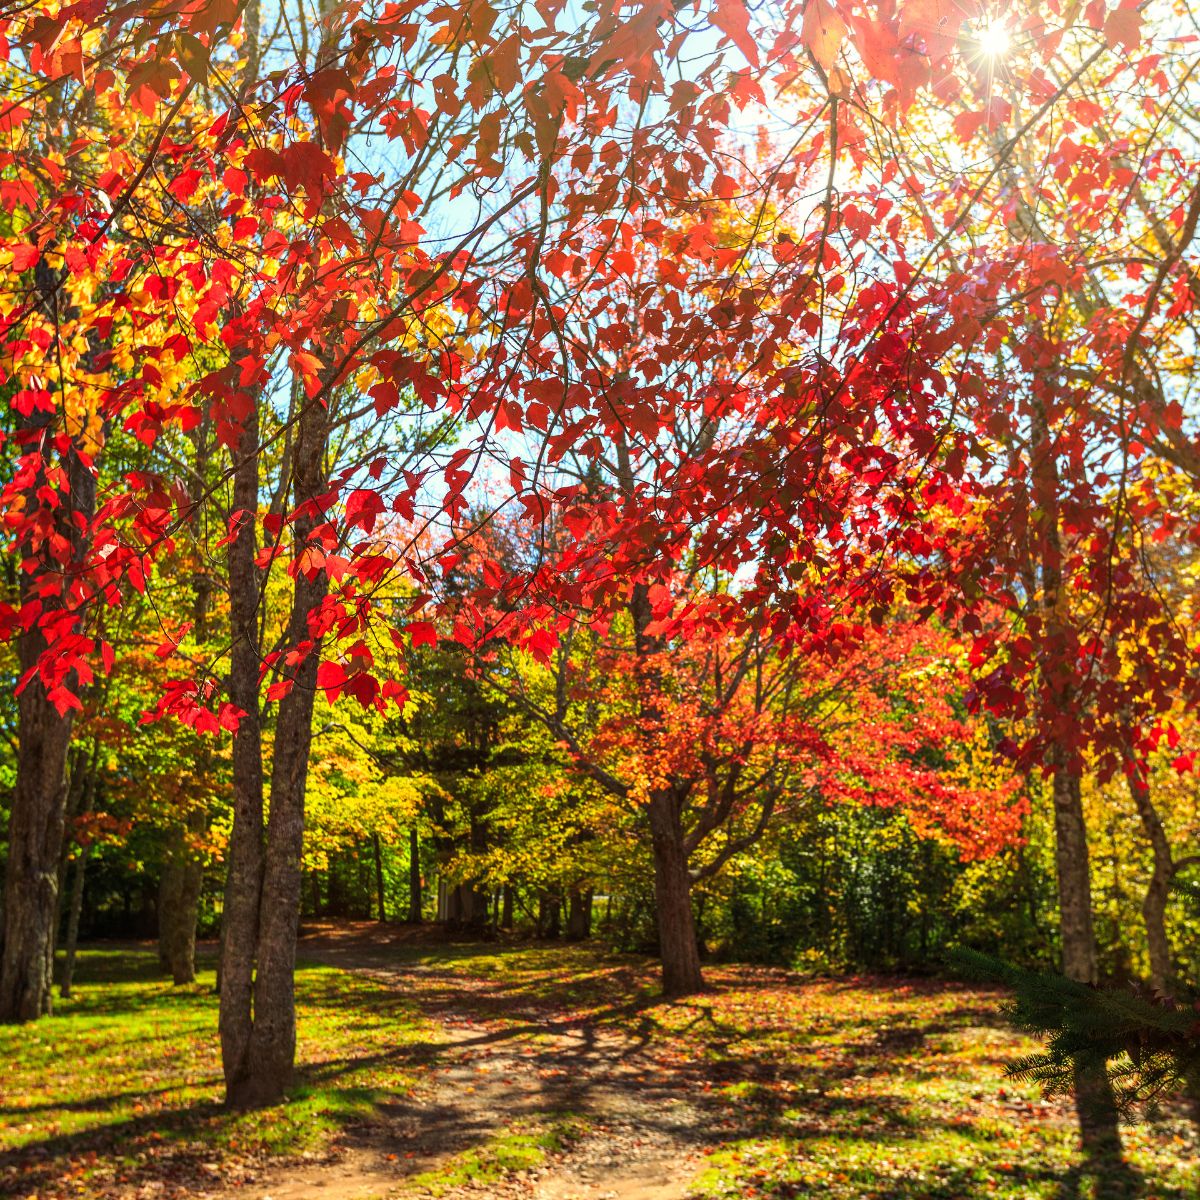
[692,804,1051,973]
[953,949,1200,1116]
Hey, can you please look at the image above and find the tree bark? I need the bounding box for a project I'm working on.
[59,843,90,1000]
[0,257,98,1024]
[567,889,592,940]
[237,367,330,1106]
[1050,757,1098,985]
[219,413,267,1106]
[0,672,75,1020]
[538,891,561,938]
[408,828,422,922]
[501,884,514,931]
[159,807,206,985]
[372,833,387,922]
[1032,394,1124,1168]
[647,789,704,996]
[1125,768,1174,993]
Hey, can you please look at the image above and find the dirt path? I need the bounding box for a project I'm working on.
[234,928,711,1200]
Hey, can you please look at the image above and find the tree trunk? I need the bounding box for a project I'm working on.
[1125,768,1174,993]
[53,746,91,971]
[219,414,267,1107]
[408,828,422,922]
[0,684,74,1021]
[372,834,387,923]
[0,259,97,1024]
[59,843,90,1000]
[159,808,206,986]
[501,885,514,931]
[538,891,561,938]
[1031,391,1125,1171]
[647,789,704,997]
[240,382,330,1106]
[1051,758,1098,984]
[567,889,592,940]
[159,859,182,971]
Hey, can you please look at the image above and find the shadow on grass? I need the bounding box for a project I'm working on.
[3,934,1192,1200]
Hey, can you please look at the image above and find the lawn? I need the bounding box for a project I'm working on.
[0,948,433,1198]
[1,937,1196,1199]
[317,934,1200,1200]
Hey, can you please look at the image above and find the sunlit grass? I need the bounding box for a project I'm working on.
[4,941,1196,1199]
[403,1116,589,1196]
[0,949,432,1196]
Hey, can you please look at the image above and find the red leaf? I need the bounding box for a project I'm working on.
[408,621,438,648]
[711,0,759,67]
[1104,5,1141,51]
[802,0,846,72]
[316,660,347,700]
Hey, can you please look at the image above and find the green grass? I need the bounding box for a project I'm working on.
[0,948,433,1198]
[404,1116,588,1196]
[3,939,1197,1200]
[644,978,1200,1200]
[356,940,1200,1200]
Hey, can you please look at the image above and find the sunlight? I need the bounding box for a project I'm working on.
[976,17,1012,57]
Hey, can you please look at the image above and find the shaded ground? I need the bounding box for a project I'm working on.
[1,924,1196,1199]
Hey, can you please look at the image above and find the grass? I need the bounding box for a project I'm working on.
[3,935,1197,1200]
[404,1117,588,1196]
[654,978,1199,1200]
[0,947,433,1198]
[336,934,1199,1200]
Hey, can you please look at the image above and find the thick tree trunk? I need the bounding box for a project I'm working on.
[0,683,74,1021]
[408,828,422,922]
[372,834,387,923]
[647,789,704,997]
[59,843,90,1000]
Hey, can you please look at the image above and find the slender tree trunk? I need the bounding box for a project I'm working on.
[53,746,90,969]
[159,858,182,970]
[567,889,592,940]
[1051,757,1099,984]
[372,834,387,923]
[164,445,214,988]
[59,843,91,1000]
[501,885,514,931]
[220,413,267,1106]
[237,367,330,1106]
[408,828,422,922]
[647,789,704,997]
[1125,768,1174,993]
[160,808,206,985]
[1032,395,1124,1168]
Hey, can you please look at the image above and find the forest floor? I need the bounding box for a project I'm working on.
[0,923,1196,1200]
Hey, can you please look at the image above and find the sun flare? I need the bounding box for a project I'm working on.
[976,18,1012,57]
